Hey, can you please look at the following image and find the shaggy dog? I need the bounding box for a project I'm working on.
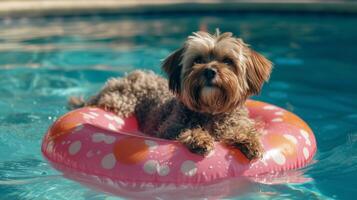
[68,31,272,160]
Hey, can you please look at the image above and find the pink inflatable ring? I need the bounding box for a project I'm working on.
[42,100,316,198]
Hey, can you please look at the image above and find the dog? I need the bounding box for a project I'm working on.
[68,31,272,160]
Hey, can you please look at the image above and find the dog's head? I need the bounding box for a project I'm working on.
[162,31,272,114]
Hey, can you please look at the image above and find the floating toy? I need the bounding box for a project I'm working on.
[42,100,316,198]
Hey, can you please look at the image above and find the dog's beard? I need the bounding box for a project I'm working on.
[181,67,245,114]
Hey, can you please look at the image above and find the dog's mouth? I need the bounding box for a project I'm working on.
[181,68,242,114]
[201,85,220,93]
[199,85,227,112]
[204,79,217,87]
[201,74,222,97]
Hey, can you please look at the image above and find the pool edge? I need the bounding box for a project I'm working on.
[1,1,357,18]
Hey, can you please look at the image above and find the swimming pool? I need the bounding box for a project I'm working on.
[0,13,356,199]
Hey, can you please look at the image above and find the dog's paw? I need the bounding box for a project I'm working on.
[188,140,214,156]
[178,129,214,156]
[235,142,263,161]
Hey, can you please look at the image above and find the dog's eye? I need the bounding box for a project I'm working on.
[223,58,234,66]
[193,57,204,64]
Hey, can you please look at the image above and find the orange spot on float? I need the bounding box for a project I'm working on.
[281,112,313,134]
[246,100,313,136]
[48,111,83,141]
[113,137,149,164]
[267,134,297,159]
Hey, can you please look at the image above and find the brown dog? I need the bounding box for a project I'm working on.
[69,31,272,160]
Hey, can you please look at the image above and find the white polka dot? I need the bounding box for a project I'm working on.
[300,129,309,139]
[143,160,158,174]
[113,116,124,125]
[108,123,117,131]
[181,160,197,176]
[88,112,99,117]
[105,136,116,144]
[157,165,170,176]
[104,114,114,121]
[92,133,116,144]
[263,105,277,110]
[275,111,284,116]
[68,141,81,155]
[92,133,104,142]
[300,129,311,146]
[72,124,84,133]
[81,113,95,119]
[272,118,283,122]
[145,140,158,150]
[101,154,116,169]
[283,134,298,144]
[303,147,310,159]
[272,152,286,165]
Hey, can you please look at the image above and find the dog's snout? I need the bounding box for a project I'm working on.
[203,68,217,80]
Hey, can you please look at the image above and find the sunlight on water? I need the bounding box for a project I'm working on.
[0,13,356,199]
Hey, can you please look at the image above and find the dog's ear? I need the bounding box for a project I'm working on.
[245,49,272,95]
[162,48,184,94]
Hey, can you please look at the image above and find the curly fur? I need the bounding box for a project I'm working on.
[68,31,272,160]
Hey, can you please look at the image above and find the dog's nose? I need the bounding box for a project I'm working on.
[203,68,217,80]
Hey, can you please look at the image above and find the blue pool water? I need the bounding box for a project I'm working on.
[0,13,356,199]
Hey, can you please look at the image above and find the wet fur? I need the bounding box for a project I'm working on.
[68,31,272,160]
